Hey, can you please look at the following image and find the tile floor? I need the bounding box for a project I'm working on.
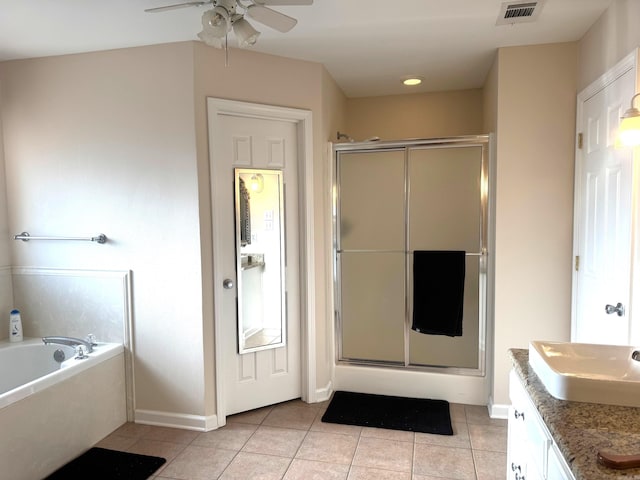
[96,398,507,480]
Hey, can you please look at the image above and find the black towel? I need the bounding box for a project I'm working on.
[412,250,465,337]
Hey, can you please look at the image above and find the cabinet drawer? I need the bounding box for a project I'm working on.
[509,371,550,476]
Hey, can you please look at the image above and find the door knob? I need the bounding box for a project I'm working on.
[223,278,234,289]
[605,302,625,316]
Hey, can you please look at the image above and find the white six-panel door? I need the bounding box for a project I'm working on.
[573,65,635,345]
[210,109,302,418]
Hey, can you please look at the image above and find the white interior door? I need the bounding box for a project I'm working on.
[573,67,635,345]
[210,109,301,417]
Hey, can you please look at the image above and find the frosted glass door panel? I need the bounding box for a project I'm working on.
[340,252,405,363]
[339,151,405,251]
[409,257,480,368]
[408,146,482,251]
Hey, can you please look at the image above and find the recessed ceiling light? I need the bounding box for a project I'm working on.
[402,77,423,86]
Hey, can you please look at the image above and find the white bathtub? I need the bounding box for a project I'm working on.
[0,338,127,480]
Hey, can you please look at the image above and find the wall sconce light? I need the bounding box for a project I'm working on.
[250,173,264,193]
[619,93,640,147]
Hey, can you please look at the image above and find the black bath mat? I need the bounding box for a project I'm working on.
[44,447,166,480]
[322,391,453,435]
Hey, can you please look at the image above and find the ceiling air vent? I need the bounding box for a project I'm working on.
[496,1,545,25]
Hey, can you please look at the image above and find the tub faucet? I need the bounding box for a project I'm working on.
[42,336,94,353]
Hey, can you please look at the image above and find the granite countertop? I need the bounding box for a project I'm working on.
[509,349,640,480]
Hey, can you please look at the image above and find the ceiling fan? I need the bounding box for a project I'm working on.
[145,0,313,49]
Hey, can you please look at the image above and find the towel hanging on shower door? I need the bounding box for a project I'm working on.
[412,250,465,337]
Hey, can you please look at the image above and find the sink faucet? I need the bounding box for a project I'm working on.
[42,336,94,353]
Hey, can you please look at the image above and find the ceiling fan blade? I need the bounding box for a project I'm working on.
[144,1,209,13]
[246,5,297,32]
[256,0,313,5]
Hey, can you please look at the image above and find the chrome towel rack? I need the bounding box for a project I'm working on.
[13,232,107,244]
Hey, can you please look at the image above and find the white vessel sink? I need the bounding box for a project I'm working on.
[528,340,640,407]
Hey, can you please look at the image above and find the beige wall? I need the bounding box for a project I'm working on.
[346,89,484,141]
[0,42,346,422]
[0,43,205,414]
[578,0,640,92]
[0,103,12,337]
[319,68,348,388]
[491,43,577,406]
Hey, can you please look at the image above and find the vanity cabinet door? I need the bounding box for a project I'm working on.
[508,406,542,480]
[548,443,574,480]
[508,371,548,480]
[508,370,576,480]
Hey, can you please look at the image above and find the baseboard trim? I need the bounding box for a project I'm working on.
[135,409,219,432]
[315,381,333,403]
[489,401,509,419]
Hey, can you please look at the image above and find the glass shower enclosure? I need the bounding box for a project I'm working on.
[333,135,491,375]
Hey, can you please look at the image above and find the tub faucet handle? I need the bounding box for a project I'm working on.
[74,345,89,360]
[86,334,97,347]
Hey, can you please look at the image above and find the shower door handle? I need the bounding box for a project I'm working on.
[605,302,625,316]
[223,278,234,289]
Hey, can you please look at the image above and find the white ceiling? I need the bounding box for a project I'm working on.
[0,0,613,97]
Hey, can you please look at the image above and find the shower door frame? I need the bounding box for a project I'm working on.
[333,135,491,377]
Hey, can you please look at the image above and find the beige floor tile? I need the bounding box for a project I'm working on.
[412,475,458,480]
[449,404,467,423]
[242,426,307,457]
[228,405,274,425]
[159,445,236,480]
[415,422,471,449]
[220,451,291,480]
[311,416,362,436]
[192,422,258,451]
[413,444,476,479]
[473,449,507,480]
[295,431,359,464]
[125,439,187,475]
[467,424,507,453]
[352,436,413,473]
[95,433,139,451]
[361,427,415,442]
[284,398,321,409]
[348,466,411,479]
[262,402,320,430]
[464,405,507,427]
[141,425,200,444]
[111,422,153,438]
[283,458,349,480]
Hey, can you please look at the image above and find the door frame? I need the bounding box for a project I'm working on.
[572,49,639,342]
[207,97,316,425]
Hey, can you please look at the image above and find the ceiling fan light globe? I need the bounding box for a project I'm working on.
[197,29,224,48]
[202,7,230,31]
[233,18,261,48]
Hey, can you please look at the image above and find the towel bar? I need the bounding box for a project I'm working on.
[338,249,487,256]
[13,232,107,244]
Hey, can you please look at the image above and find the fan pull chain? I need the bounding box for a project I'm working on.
[224,33,229,67]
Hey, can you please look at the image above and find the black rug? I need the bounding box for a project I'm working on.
[321,391,453,435]
[44,447,166,480]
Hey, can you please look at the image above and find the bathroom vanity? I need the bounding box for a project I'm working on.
[508,349,640,480]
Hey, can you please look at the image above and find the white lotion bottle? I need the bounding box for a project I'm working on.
[9,309,23,342]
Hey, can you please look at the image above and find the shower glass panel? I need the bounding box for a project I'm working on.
[407,146,482,368]
[338,150,405,362]
[341,252,405,363]
[339,150,405,250]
